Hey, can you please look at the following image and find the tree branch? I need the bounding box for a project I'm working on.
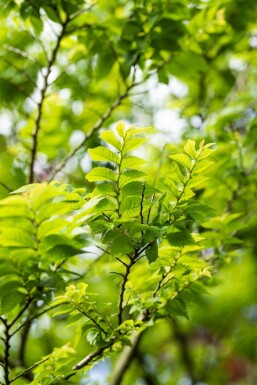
[2,318,11,385]
[117,254,137,326]
[49,55,172,181]
[64,339,116,380]
[10,303,61,337]
[9,297,33,328]
[73,306,107,337]
[109,331,143,385]
[9,357,49,384]
[49,83,136,181]
[0,182,12,192]
[28,15,70,183]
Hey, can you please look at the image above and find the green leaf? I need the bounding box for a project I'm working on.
[145,239,158,264]
[184,140,197,158]
[186,203,215,222]
[46,244,82,260]
[120,196,141,217]
[115,121,126,138]
[123,137,147,153]
[0,228,36,248]
[169,154,192,170]
[88,146,120,164]
[167,228,195,247]
[100,131,123,151]
[110,236,134,256]
[120,156,146,171]
[119,170,146,187]
[86,167,117,182]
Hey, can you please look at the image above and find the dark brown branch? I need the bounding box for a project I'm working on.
[115,257,128,267]
[9,297,33,328]
[28,15,70,183]
[117,256,135,326]
[2,318,11,385]
[140,182,146,226]
[137,240,155,257]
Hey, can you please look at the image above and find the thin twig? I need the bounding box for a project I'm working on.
[9,297,33,328]
[49,84,135,180]
[69,2,97,21]
[64,339,116,380]
[140,182,146,227]
[49,56,172,180]
[28,15,70,183]
[3,44,42,70]
[0,182,12,192]
[2,57,37,87]
[73,306,107,336]
[117,256,135,326]
[9,357,49,383]
[10,303,62,337]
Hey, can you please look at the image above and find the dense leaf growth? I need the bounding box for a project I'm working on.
[1,0,257,384]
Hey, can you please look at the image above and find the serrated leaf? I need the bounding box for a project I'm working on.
[0,228,36,248]
[119,170,146,187]
[120,196,141,217]
[145,239,158,263]
[123,137,147,153]
[115,121,126,138]
[46,244,82,260]
[89,219,113,235]
[86,167,117,182]
[11,183,42,194]
[110,236,134,256]
[194,161,214,174]
[37,202,74,224]
[166,298,188,319]
[88,146,120,164]
[169,154,192,170]
[167,228,195,247]
[100,130,122,151]
[186,203,215,222]
[198,144,215,159]
[184,140,197,158]
[126,127,151,138]
[120,156,146,171]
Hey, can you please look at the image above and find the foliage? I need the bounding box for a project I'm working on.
[0,0,257,384]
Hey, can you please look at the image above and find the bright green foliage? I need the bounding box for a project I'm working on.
[1,0,257,384]
[0,183,86,315]
[0,124,215,384]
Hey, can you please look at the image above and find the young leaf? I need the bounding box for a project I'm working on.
[86,167,118,182]
[169,154,192,170]
[88,146,120,164]
[100,130,123,151]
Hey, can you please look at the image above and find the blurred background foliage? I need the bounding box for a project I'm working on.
[0,0,257,384]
